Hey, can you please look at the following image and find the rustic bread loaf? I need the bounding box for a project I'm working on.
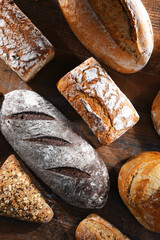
[118,151,160,232]
[75,214,130,240]
[0,90,109,209]
[58,0,153,73]
[151,91,160,136]
[0,154,53,223]
[0,0,55,82]
[57,57,139,146]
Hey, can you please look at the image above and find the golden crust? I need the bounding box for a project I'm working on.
[151,91,160,136]
[58,0,153,73]
[75,214,130,240]
[57,57,139,146]
[118,151,160,232]
[0,155,53,223]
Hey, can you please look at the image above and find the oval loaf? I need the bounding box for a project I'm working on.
[0,90,109,209]
[58,0,153,73]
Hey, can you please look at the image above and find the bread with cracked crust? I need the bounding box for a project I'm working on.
[0,0,55,82]
[57,57,139,146]
[118,151,160,232]
[75,214,130,240]
[58,0,153,73]
[0,89,109,209]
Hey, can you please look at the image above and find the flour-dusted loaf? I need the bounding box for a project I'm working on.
[118,152,160,233]
[151,91,160,136]
[75,214,130,240]
[0,0,55,82]
[57,58,140,146]
[58,0,153,73]
[0,154,53,223]
[0,90,109,209]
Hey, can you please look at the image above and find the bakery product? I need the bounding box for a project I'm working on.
[0,0,55,82]
[75,214,130,240]
[0,89,109,209]
[0,154,53,223]
[57,57,140,146]
[58,0,153,73]
[118,151,160,232]
[151,91,160,136]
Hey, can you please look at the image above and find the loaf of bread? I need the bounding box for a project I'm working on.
[118,151,160,232]
[151,91,160,136]
[75,214,130,240]
[0,154,53,223]
[57,57,139,146]
[0,0,55,82]
[58,0,153,73]
[0,90,109,209]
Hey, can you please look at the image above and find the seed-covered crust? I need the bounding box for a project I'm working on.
[0,154,53,222]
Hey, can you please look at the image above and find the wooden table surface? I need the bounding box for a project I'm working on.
[0,0,160,239]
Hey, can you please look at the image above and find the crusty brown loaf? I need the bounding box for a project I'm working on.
[58,0,153,73]
[151,91,160,136]
[0,154,53,223]
[75,214,130,240]
[0,0,55,82]
[0,90,109,209]
[57,57,139,146]
[118,151,160,232]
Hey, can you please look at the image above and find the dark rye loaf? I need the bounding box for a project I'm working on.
[0,90,109,209]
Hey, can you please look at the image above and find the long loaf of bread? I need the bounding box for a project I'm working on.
[0,90,109,209]
[58,0,153,73]
[0,0,55,82]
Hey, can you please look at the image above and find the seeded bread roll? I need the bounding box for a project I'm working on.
[0,0,55,82]
[58,0,153,73]
[57,57,139,146]
[118,152,160,233]
[0,90,109,209]
[151,91,160,136]
[0,154,53,223]
[75,214,130,240]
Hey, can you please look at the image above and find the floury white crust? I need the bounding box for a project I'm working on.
[0,90,109,209]
[57,58,140,146]
[0,0,55,82]
[58,0,153,73]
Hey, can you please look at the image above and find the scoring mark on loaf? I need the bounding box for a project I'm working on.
[46,167,91,178]
[7,112,55,120]
[23,136,71,146]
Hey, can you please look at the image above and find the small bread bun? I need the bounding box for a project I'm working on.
[58,0,153,73]
[118,151,160,232]
[151,91,160,136]
[75,214,130,240]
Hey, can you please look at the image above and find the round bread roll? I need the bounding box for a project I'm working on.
[118,152,160,233]
[151,91,160,136]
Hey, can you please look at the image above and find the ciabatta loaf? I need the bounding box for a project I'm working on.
[0,0,55,82]
[57,58,140,146]
[58,0,153,73]
[0,90,109,209]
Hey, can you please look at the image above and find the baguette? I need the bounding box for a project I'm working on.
[75,214,130,240]
[58,0,153,73]
[0,90,109,209]
[0,0,55,82]
[118,151,160,232]
[57,57,139,146]
[0,154,53,223]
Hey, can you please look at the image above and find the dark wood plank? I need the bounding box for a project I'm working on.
[0,0,159,239]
